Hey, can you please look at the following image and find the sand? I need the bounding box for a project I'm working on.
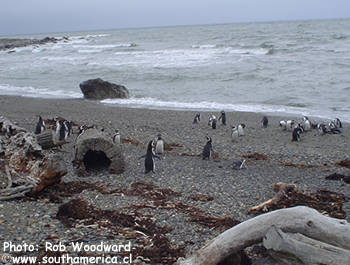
[0,95,349,264]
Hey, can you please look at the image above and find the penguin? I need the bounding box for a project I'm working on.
[295,123,305,133]
[238,124,245,136]
[218,111,226,125]
[141,140,160,174]
[208,114,216,127]
[231,126,239,141]
[328,121,341,134]
[202,136,213,160]
[63,120,72,140]
[113,129,121,144]
[286,120,295,131]
[317,123,328,135]
[292,127,302,141]
[302,116,311,131]
[56,120,66,142]
[211,117,217,129]
[261,116,268,128]
[155,133,164,154]
[279,120,287,130]
[34,116,45,134]
[334,118,342,128]
[193,113,200,124]
[6,125,15,137]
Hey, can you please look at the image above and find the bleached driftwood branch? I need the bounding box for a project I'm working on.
[176,206,350,265]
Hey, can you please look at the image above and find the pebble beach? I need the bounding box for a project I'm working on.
[0,95,349,264]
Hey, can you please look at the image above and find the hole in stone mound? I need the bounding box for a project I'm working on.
[83,150,111,171]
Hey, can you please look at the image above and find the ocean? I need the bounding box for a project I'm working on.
[1,19,349,122]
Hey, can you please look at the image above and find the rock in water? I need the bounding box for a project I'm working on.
[79,78,130,100]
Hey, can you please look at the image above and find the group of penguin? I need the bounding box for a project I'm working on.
[33,112,344,175]
[279,116,343,142]
[34,115,73,143]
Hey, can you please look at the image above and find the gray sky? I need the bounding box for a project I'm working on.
[1,0,350,36]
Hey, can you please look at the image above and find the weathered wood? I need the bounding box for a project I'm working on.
[176,206,350,265]
[249,182,298,213]
[74,128,125,175]
[0,117,67,200]
[264,226,350,265]
[36,131,55,149]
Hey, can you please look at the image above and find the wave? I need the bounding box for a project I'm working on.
[0,84,82,99]
[191,44,217,49]
[101,97,350,122]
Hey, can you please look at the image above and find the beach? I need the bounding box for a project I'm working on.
[0,95,349,263]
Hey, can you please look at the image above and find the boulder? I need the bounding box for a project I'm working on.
[79,78,129,100]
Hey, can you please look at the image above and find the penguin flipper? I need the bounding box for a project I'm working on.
[153,154,161,160]
[139,155,146,159]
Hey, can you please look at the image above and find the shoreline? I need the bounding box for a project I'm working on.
[0,95,349,264]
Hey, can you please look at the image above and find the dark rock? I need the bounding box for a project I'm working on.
[79,78,129,100]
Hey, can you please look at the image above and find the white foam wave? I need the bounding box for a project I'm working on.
[101,97,350,122]
[0,84,82,99]
[191,44,217,49]
[77,49,103,53]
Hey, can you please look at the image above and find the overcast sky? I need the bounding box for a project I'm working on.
[1,0,350,36]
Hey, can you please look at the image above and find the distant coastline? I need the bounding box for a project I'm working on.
[0,36,67,51]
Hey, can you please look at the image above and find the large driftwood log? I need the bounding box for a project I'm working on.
[0,117,67,200]
[263,226,350,265]
[74,128,125,175]
[176,206,350,265]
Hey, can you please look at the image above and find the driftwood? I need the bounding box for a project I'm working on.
[264,226,350,265]
[249,182,298,213]
[176,206,350,265]
[0,116,67,200]
[73,128,125,175]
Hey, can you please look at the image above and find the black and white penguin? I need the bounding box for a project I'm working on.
[113,129,120,144]
[56,120,66,142]
[329,121,341,134]
[261,116,268,128]
[286,120,295,131]
[34,116,45,134]
[231,126,239,141]
[334,118,342,128]
[302,116,312,131]
[218,111,226,125]
[142,140,160,174]
[202,136,213,160]
[279,120,287,130]
[63,120,72,140]
[317,123,328,135]
[155,133,164,154]
[292,127,302,141]
[238,124,245,136]
[193,113,201,124]
[211,117,217,129]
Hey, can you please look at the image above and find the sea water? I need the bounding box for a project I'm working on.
[0,19,349,121]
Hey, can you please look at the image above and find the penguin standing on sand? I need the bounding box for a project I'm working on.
[231,126,239,141]
[329,121,341,134]
[334,118,342,128]
[202,136,213,160]
[56,120,65,142]
[317,123,328,135]
[292,127,302,141]
[238,124,245,136]
[302,116,312,131]
[261,116,268,128]
[141,140,160,174]
[279,120,287,130]
[218,111,226,125]
[34,116,45,134]
[113,129,120,144]
[155,133,164,154]
[193,113,200,124]
[211,117,217,129]
[63,120,72,140]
